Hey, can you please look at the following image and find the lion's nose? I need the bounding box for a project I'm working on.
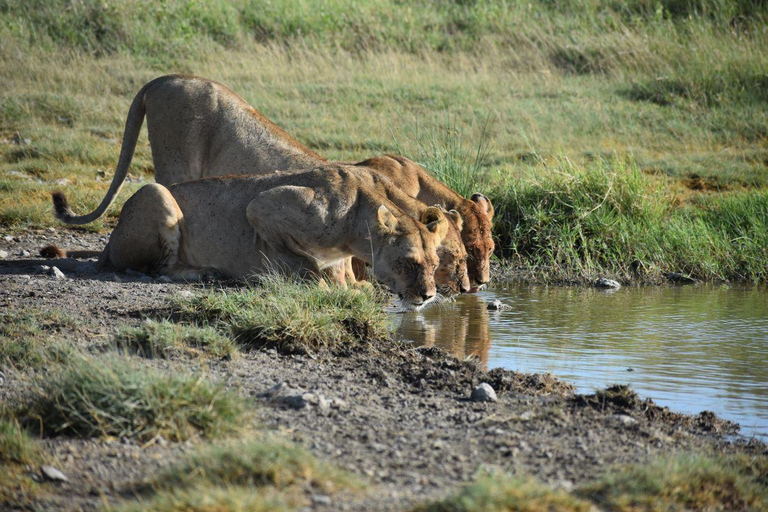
[421,293,434,302]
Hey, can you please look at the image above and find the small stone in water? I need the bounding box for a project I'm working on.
[594,278,621,289]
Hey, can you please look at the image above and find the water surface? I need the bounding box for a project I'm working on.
[395,284,768,439]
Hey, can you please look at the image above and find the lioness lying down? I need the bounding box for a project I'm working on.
[53,165,449,310]
[55,75,493,290]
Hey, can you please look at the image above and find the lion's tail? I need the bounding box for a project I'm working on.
[52,78,155,225]
[40,244,101,259]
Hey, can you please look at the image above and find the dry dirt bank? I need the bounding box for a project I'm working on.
[1,229,764,511]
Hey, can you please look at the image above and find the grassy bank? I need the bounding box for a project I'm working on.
[1,1,766,282]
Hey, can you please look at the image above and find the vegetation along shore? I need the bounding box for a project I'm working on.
[1,1,767,510]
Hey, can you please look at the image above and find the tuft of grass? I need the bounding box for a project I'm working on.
[413,470,593,512]
[0,417,42,465]
[579,454,768,511]
[151,435,357,494]
[0,417,44,508]
[118,435,357,511]
[114,320,238,360]
[0,310,75,369]
[117,486,291,512]
[173,274,390,354]
[23,356,245,442]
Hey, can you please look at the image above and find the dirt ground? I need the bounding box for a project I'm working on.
[1,228,765,511]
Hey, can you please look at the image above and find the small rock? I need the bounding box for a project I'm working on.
[48,266,66,279]
[41,465,69,482]
[176,290,194,299]
[486,300,512,311]
[54,178,71,186]
[3,235,13,242]
[20,249,31,257]
[610,414,637,426]
[470,383,498,402]
[312,495,332,506]
[47,227,56,233]
[18,274,31,280]
[594,278,621,289]
[0,250,7,259]
[0,371,5,386]
[35,265,51,274]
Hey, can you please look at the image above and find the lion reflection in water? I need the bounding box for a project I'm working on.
[396,294,491,369]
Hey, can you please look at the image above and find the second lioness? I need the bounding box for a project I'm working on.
[53,165,449,311]
[57,74,492,290]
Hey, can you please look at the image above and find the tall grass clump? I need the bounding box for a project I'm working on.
[413,470,592,512]
[173,274,390,353]
[114,320,238,360]
[489,158,664,281]
[23,356,244,442]
[578,453,768,511]
[487,157,768,283]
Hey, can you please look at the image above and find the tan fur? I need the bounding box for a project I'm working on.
[356,155,495,289]
[57,75,487,290]
[59,166,448,310]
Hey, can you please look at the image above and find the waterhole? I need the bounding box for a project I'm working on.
[395,284,768,439]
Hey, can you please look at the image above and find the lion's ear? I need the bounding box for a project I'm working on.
[420,206,448,243]
[444,209,463,232]
[471,193,494,220]
[377,204,399,234]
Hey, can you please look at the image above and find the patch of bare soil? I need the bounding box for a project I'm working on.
[1,229,764,511]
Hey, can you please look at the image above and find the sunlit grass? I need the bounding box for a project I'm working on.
[173,274,391,353]
[22,355,245,442]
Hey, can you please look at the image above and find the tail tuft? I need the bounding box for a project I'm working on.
[40,245,66,258]
[52,191,73,222]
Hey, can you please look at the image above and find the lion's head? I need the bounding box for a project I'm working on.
[434,208,471,296]
[458,193,495,291]
[371,204,448,310]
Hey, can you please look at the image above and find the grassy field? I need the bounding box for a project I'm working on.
[1,0,766,282]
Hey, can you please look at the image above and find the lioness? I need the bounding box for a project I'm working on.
[53,165,449,311]
[56,74,492,289]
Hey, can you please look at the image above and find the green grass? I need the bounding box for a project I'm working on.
[579,454,768,511]
[0,1,766,282]
[114,320,238,360]
[0,417,42,465]
[486,158,768,283]
[416,453,768,511]
[173,274,391,353]
[152,435,356,493]
[0,417,44,508]
[413,471,593,512]
[22,356,245,442]
[118,435,357,511]
[0,310,75,369]
[117,486,292,512]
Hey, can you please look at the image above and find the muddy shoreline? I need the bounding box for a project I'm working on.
[1,229,765,511]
